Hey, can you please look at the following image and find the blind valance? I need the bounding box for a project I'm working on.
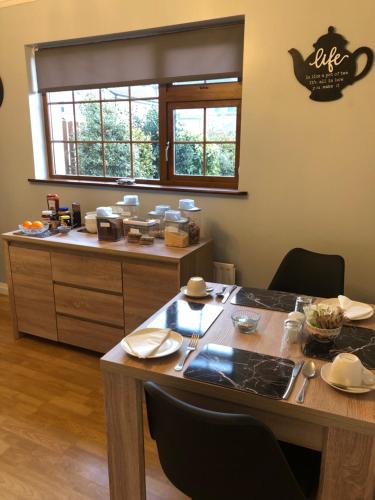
[35,21,244,92]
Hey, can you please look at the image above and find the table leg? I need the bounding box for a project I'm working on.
[318,426,375,500]
[103,371,146,500]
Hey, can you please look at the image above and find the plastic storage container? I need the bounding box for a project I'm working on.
[122,195,140,218]
[179,199,202,244]
[123,217,158,242]
[164,210,189,248]
[97,215,124,241]
[148,204,171,238]
[113,202,132,217]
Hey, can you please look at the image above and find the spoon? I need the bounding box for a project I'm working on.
[296,361,317,404]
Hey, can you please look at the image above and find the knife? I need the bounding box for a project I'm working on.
[282,361,304,400]
[221,285,237,304]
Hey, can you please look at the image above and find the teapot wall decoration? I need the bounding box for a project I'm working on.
[289,26,373,101]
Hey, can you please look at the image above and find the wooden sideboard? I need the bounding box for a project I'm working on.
[2,230,213,353]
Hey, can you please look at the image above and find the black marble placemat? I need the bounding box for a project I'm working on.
[303,325,375,369]
[184,343,295,399]
[231,287,313,313]
[147,300,223,338]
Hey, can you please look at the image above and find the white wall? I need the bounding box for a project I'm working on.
[0,0,374,300]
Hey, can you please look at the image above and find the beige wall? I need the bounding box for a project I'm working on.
[0,0,374,300]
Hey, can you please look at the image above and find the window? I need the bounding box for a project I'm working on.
[44,79,241,188]
[45,84,160,180]
[35,19,244,190]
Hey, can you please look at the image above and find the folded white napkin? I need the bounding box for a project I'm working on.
[338,295,373,320]
[124,328,171,358]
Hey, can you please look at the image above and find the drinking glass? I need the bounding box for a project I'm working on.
[295,296,313,314]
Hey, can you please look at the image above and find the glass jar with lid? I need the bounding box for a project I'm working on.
[96,214,124,241]
[120,195,140,218]
[148,204,171,238]
[164,210,189,248]
[179,199,202,244]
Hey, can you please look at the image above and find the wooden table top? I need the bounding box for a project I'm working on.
[101,286,375,435]
[1,229,211,263]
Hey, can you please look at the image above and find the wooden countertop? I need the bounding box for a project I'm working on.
[1,229,212,263]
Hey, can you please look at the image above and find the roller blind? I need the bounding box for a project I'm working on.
[34,21,244,92]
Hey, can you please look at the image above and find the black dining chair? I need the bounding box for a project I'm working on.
[268,248,345,298]
[144,381,321,500]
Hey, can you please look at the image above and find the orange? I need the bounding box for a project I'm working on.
[22,220,32,229]
[31,220,44,229]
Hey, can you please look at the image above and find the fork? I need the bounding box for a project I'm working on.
[215,286,227,298]
[174,333,199,371]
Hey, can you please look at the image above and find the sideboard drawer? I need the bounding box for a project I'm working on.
[57,315,124,353]
[51,252,122,293]
[54,284,124,327]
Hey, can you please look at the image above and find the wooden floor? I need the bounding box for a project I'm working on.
[0,295,188,500]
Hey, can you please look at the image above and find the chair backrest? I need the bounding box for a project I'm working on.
[144,381,306,500]
[268,247,345,298]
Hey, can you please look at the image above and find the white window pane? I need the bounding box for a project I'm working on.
[206,107,237,141]
[103,102,130,141]
[206,144,235,176]
[77,143,103,176]
[47,90,73,103]
[130,84,158,98]
[52,142,77,175]
[105,143,131,177]
[172,80,205,86]
[49,104,75,141]
[131,100,159,141]
[174,144,203,175]
[76,102,101,141]
[205,77,238,83]
[102,87,130,100]
[133,143,160,179]
[74,89,100,101]
[174,108,203,141]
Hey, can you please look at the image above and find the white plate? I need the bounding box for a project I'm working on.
[121,328,183,359]
[321,298,374,320]
[321,363,375,394]
[180,286,212,298]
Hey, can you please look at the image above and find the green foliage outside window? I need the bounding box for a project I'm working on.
[77,101,159,179]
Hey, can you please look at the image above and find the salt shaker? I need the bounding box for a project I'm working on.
[284,319,302,344]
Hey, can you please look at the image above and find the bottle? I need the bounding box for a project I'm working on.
[58,206,71,221]
[47,193,60,214]
[41,210,53,229]
[72,202,81,227]
[178,199,202,244]
[59,215,71,227]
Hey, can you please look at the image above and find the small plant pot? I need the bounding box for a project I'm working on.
[305,321,342,343]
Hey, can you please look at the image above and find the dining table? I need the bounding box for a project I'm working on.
[100,285,375,500]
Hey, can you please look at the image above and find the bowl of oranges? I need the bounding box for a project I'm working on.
[19,220,49,236]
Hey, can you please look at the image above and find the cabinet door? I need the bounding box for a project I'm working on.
[123,259,179,333]
[10,245,57,340]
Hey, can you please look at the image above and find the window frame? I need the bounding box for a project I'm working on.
[43,81,242,189]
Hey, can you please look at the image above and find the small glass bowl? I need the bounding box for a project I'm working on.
[18,224,49,236]
[231,310,261,334]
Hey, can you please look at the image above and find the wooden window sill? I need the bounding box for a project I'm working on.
[28,178,248,196]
